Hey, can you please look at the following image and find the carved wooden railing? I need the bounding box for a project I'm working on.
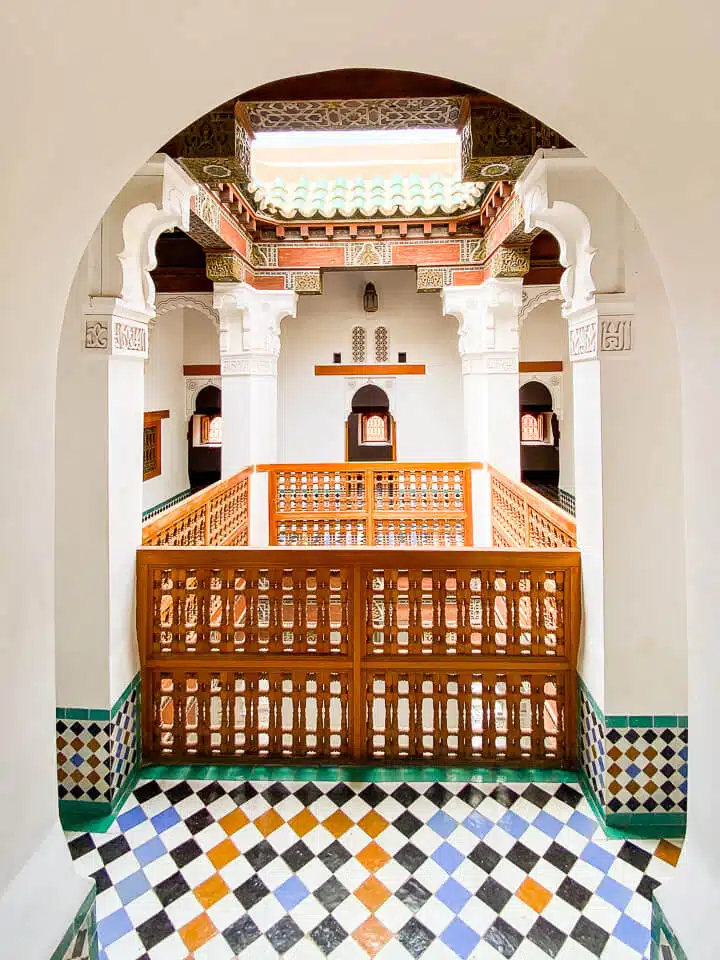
[489,467,577,548]
[137,547,580,767]
[141,469,251,546]
[261,462,477,547]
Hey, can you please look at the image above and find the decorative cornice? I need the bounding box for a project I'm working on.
[243,97,464,133]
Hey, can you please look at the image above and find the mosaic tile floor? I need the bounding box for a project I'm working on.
[66,776,681,959]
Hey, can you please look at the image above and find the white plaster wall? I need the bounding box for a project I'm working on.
[519,299,574,491]
[183,307,220,364]
[278,269,464,462]
[600,212,687,714]
[143,311,188,511]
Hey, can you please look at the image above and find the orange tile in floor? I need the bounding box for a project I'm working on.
[353,916,393,956]
[324,810,354,838]
[207,838,240,870]
[655,839,682,866]
[358,811,388,839]
[254,808,284,837]
[194,873,230,910]
[180,912,217,953]
[289,808,319,837]
[218,808,248,836]
[356,841,391,874]
[516,877,552,913]
[355,876,391,912]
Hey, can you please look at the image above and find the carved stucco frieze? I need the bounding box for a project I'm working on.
[221,354,278,377]
[490,245,531,279]
[207,252,245,283]
[83,297,150,358]
[462,353,519,375]
[601,318,632,351]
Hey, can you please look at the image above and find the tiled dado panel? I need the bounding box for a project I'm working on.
[578,679,688,821]
[651,899,688,959]
[57,675,140,805]
[51,888,97,960]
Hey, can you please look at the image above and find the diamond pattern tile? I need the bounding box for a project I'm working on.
[66,776,681,959]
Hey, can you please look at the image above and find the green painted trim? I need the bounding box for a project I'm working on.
[139,763,581,784]
[651,897,688,960]
[605,714,628,728]
[49,886,96,960]
[142,488,193,521]
[678,715,689,728]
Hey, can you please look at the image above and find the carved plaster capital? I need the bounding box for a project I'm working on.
[83,296,152,357]
[221,354,278,377]
[442,279,523,359]
[214,282,298,358]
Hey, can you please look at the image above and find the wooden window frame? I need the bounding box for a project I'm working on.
[143,410,169,481]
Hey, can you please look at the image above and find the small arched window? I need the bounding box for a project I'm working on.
[374,326,389,363]
[352,326,367,363]
[362,413,388,444]
[207,415,223,444]
[521,413,543,442]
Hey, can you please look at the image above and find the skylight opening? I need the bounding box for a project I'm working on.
[253,128,459,149]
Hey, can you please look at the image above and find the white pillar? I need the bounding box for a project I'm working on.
[443,279,523,479]
[214,284,297,543]
[54,155,195,816]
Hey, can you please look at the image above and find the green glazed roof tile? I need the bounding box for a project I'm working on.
[248,172,486,220]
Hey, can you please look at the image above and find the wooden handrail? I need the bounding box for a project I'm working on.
[488,466,576,548]
[263,462,481,546]
[141,467,252,546]
[137,545,581,767]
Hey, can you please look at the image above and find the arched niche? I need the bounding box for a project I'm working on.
[519,380,559,485]
[188,384,222,489]
[347,384,396,461]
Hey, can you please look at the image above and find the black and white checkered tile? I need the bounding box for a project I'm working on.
[67,776,679,959]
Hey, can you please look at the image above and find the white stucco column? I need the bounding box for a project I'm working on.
[214,283,297,543]
[56,294,150,709]
[442,279,523,478]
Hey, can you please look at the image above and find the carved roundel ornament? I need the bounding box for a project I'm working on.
[480,162,511,178]
[202,163,232,179]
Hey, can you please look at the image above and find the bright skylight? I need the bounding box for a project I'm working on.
[253,129,459,149]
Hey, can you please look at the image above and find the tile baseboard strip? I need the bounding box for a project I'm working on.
[49,886,97,960]
[651,897,688,959]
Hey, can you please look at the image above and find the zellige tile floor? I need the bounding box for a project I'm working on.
[66,776,680,959]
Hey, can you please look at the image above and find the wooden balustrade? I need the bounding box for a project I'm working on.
[489,467,576,548]
[141,469,251,546]
[261,463,477,547]
[137,547,580,767]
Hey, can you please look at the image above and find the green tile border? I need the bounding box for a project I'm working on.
[579,769,686,840]
[651,896,688,959]
[49,886,97,960]
[57,671,140,721]
[142,488,192,521]
[60,763,141,834]
[138,763,581,784]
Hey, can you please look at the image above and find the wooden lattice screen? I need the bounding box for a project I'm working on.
[265,463,476,547]
[142,469,251,547]
[138,547,580,767]
[489,467,576,548]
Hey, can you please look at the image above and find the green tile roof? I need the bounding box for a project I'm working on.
[248,173,485,219]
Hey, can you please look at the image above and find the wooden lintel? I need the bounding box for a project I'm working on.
[183,364,221,377]
[315,364,426,376]
[519,360,563,372]
[144,409,170,425]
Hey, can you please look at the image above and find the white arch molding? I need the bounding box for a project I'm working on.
[155,294,221,330]
[1,7,717,959]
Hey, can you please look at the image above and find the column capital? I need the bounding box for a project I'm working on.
[214,283,298,360]
[83,296,152,357]
[442,278,524,360]
[567,293,635,362]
